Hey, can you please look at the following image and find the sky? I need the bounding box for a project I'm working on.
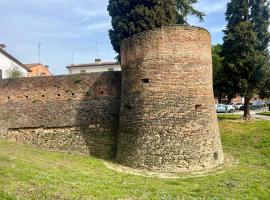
[0,0,229,75]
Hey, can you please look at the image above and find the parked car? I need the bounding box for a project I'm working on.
[250,101,265,110]
[239,103,253,110]
[234,103,244,110]
[216,104,236,113]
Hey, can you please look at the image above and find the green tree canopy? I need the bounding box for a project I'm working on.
[108,0,204,60]
[7,66,24,79]
[222,0,269,119]
[250,0,270,52]
[175,0,205,24]
[108,0,176,58]
[212,44,224,99]
[250,0,270,99]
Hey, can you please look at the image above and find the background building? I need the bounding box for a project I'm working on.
[66,59,121,74]
[0,44,31,79]
[26,63,52,77]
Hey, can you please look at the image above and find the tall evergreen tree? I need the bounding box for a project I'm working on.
[175,0,205,24]
[212,44,225,101]
[222,0,266,119]
[250,0,270,52]
[108,0,204,60]
[212,44,237,103]
[250,0,270,99]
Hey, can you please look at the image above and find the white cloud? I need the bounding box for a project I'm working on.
[0,0,228,74]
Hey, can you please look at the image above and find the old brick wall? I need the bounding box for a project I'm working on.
[117,26,224,172]
[0,72,121,159]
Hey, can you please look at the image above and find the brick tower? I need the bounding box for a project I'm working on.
[116,26,224,172]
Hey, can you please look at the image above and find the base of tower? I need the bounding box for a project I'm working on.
[104,154,237,179]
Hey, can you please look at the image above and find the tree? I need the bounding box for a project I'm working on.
[258,55,270,99]
[108,0,204,61]
[7,66,24,78]
[175,0,205,24]
[222,0,266,119]
[213,44,239,103]
[212,44,224,101]
[250,0,270,52]
[250,0,270,99]
[259,75,270,99]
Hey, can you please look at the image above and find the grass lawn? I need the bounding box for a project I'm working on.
[0,119,270,199]
[217,114,243,120]
[257,111,270,116]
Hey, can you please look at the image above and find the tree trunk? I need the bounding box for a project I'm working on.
[244,97,251,120]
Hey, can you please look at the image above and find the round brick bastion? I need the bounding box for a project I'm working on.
[116,25,224,173]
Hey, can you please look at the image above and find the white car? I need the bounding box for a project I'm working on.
[216,104,236,113]
[234,103,244,110]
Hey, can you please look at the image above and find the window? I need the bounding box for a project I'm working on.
[108,68,114,71]
[80,70,86,73]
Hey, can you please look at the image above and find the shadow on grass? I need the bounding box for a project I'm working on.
[256,112,270,116]
[218,114,242,121]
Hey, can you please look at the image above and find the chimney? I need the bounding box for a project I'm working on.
[95,58,102,64]
[0,44,6,50]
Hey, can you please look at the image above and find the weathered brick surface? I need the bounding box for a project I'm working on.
[117,26,224,172]
[0,73,121,159]
[0,26,224,173]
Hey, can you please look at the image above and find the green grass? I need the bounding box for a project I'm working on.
[257,111,270,116]
[218,114,242,120]
[1,120,270,199]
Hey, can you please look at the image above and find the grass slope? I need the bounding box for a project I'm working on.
[0,119,270,199]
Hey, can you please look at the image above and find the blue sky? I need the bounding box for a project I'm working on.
[0,0,229,75]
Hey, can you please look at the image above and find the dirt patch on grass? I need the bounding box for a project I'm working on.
[104,154,238,179]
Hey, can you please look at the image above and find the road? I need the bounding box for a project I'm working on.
[234,109,270,121]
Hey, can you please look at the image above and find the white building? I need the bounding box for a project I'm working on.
[66,59,121,74]
[0,45,31,79]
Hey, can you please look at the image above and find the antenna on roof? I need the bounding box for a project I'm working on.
[38,42,42,63]
[0,44,6,50]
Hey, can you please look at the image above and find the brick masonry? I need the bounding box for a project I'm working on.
[117,26,224,172]
[0,73,121,159]
[0,25,224,173]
